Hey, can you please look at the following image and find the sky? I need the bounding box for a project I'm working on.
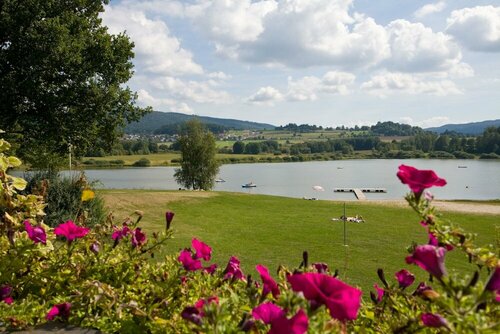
[102,0,500,128]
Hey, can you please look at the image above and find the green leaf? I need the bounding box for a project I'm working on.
[7,156,22,167]
[11,176,28,191]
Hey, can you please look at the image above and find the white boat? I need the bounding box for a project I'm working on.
[215,178,226,183]
[242,182,257,188]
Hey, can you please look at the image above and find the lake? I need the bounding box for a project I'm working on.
[59,159,499,201]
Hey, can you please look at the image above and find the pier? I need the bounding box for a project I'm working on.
[333,188,387,200]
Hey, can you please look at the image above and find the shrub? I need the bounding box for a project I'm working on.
[0,138,498,333]
[132,158,151,167]
[479,153,500,159]
[23,171,106,228]
[452,151,476,159]
[429,151,455,159]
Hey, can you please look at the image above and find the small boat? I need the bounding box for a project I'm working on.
[242,182,257,188]
[458,166,467,168]
[215,178,226,183]
[337,167,344,169]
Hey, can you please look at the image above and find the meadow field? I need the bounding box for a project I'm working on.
[100,190,499,293]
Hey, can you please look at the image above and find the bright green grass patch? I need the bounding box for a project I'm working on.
[100,190,499,293]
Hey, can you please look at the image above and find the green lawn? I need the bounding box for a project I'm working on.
[100,190,499,293]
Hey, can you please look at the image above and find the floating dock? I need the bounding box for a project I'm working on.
[333,188,387,200]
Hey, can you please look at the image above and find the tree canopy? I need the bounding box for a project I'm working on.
[174,120,220,190]
[0,0,149,167]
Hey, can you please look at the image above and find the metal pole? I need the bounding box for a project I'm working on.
[69,143,72,172]
[343,202,347,246]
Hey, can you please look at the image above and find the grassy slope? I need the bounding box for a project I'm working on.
[100,190,499,293]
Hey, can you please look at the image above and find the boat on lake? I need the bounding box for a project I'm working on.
[215,178,226,183]
[458,166,468,168]
[242,182,257,188]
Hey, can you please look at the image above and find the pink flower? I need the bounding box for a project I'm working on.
[256,264,280,298]
[112,225,130,241]
[165,211,175,230]
[203,264,217,274]
[406,245,447,279]
[54,220,89,243]
[421,313,448,328]
[181,307,202,325]
[486,266,500,292]
[395,269,415,289]
[373,284,384,302]
[24,220,46,244]
[131,228,147,247]
[397,165,446,195]
[313,263,329,273]
[192,238,212,261]
[194,296,219,316]
[0,286,13,305]
[287,273,362,322]
[252,302,308,334]
[178,249,202,271]
[224,256,245,281]
[46,302,71,321]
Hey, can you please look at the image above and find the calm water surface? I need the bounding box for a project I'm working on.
[65,159,499,200]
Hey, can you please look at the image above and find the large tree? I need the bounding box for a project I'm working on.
[174,120,220,190]
[0,0,149,167]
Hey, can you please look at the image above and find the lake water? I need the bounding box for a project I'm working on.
[58,159,499,201]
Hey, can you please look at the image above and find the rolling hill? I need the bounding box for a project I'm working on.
[426,119,500,135]
[125,111,275,134]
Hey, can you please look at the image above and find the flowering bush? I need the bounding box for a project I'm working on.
[1,137,499,333]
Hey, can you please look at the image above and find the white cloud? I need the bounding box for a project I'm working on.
[385,20,466,74]
[414,1,446,19]
[102,4,203,76]
[137,89,193,113]
[151,77,232,104]
[208,72,232,80]
[246,86,284,106]
[400,116,450,128]
[446,6,500,52]
[185,0,278,43]
[287,71,356,101]
[361,72,462,97]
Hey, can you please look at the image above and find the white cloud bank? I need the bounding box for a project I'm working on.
[447,6,500,52]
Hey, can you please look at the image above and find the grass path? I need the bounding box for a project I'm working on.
[100,190,499,293]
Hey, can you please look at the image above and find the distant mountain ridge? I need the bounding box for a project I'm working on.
[125,111,275,134]
[425,119,500,135]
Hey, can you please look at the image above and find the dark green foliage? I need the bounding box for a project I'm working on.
[155,122,229,135]
[126,111,274,134]
[174,120,220,190]
[232,141,245,154]
[371,121,423,136]
[23,172,106,227]
[133,158,151,167]
[0,0,149,167]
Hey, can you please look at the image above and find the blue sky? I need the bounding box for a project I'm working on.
[102,0,500,127]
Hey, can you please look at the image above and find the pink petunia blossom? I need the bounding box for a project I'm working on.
[203,264,217,274]
[252,303,308,334]
[178,249,202,271]
[192,238,212,261]
[287,273,362,322]
[406,245,447,279]
[46,302,71,321]
[224,256,245,281]
[485,266,500,292]
[421,313,448,328]
[181,306,202,325]
[131,228,147,247]
[112,225,130,241]
[194,296,219,316]
[24,220,46,244]
[395,269,415,289]
[54,220,89,243]
[256,264,280,298]
[0,286,13,305]
[374,284,384,302]
[165,211,175,230]
[397,165,446,196]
